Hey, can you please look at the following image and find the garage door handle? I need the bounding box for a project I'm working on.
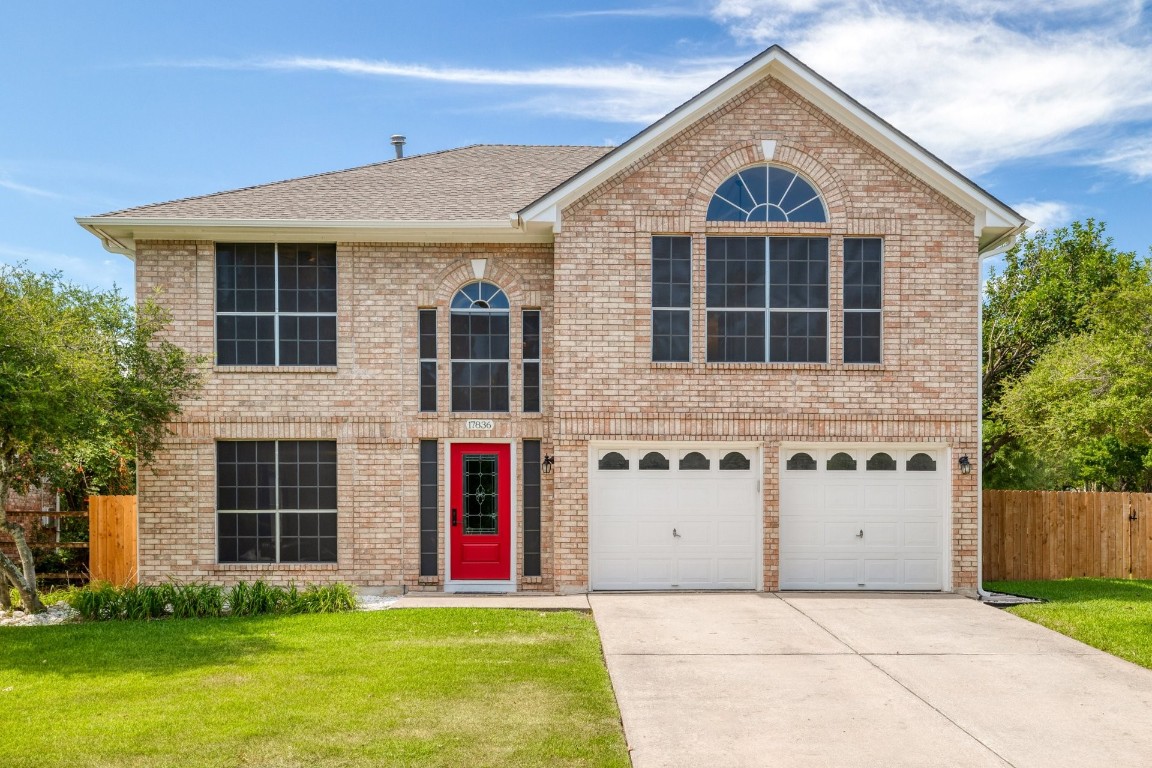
[673,528,680,538]
[856,529,864,538]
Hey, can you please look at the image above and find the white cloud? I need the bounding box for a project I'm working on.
[1093,136,1152,179]
[710,1,1152,173]
[0,242,133,295]
[0,177,61,199]
[176,1,1152,176]
[1011,200,1074,231]
[190,55,737,124]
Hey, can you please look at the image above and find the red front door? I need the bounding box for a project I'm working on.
[450,443,512,581]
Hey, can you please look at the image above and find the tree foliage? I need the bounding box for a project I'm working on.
[997,283,1152,491]
[0,266,203,611]
[982,219,1147,487]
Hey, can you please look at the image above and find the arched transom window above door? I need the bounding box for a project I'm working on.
[707,164,827,223]
[450,281,510,412]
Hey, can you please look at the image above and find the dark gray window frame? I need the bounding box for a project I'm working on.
[706,236,829,363]
[215,440,338,564]
[843,237,883,364]
[419,440,438,576]
[450,281,511,413]
[652,235,692,362]
[522,310,541,413]
[523,440,542,577]
[419,309,437,412]
[215,243,337,367]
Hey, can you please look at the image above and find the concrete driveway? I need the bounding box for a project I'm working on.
[591,593,1152,768]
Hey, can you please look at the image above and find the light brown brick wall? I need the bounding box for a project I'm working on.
[136,72,982,594]
[551,74,980,592]
[136,241,556,590]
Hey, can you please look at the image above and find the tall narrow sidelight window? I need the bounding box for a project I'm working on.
[216,243,337,366]
[450,281,510,412]
[523,440,542,577]
[216,440,337,563]
[522,310,541,412]
[419,440,438,577]
[419,309,437,411]
[652,236,692,362]
[843,238,883,364]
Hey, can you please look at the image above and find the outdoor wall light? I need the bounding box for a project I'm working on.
[958,455,972,475]
[542,455,554,474]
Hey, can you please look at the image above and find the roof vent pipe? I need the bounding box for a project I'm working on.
[390,134,406,159]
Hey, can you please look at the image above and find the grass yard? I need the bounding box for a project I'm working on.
[986,578,1152,670]
[0,609,630,768]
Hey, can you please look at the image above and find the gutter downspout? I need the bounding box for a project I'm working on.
[975,221,1030,600]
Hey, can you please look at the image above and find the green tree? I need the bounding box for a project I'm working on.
[997,283,1152,491]
[982,220,1146,485]
[0,267,202,611]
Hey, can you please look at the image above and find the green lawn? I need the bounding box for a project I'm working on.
[986,578,1152,670]
[0,609,630,768]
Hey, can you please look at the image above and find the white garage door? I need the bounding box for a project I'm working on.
[779,446,947,590]
[590,445,761,590]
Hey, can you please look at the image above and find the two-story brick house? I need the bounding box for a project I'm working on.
[78,46,1025,595]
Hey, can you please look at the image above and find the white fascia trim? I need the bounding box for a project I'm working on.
[519,46,1025,245]
[76,216,546,257]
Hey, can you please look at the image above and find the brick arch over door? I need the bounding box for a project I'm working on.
[684,142,849,227]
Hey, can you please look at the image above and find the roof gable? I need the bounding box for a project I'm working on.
[518,46,1026,253]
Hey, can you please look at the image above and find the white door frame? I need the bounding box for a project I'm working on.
[444,438,518,593]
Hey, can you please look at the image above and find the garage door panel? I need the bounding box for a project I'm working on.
[779,446,947,591]
[904,521,941,548]
[780,518,821,547]
[864,484,899,512]
[825,522,864,547]
[863,521,898,548]
[823,559,860,586]
[903,483,940,510]
[716,518,755,545]
[591,445,761,591]
[904,559,942,586]
[716,557,756,584]
[826,484,863,511]
[636,558,673,585]
[781,558,820,586]
[781,482,822,512]
[863,559,899,585]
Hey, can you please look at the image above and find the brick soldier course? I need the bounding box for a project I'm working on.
[78,46,1025,595]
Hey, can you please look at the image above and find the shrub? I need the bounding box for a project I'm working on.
[63,580,356,621]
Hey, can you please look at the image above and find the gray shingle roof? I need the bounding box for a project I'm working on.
[93,144,612,221]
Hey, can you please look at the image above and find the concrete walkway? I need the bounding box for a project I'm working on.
[591,593,1152,768]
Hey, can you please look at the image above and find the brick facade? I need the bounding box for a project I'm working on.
[133,71,983,595]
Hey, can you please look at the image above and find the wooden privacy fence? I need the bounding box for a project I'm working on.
[983,490,1152,581]
[88,495,137,585]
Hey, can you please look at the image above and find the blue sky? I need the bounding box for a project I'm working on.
[2,1,1150,297]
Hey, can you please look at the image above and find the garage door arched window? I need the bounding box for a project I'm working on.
[706,164,827,223]
[598,451,629,470]
[639,451,670,470]
[451,281,509,412]
[907,453,937,471]
[786,452,817,471]
[866,452,897,471]
[827,452,857,471]
[720,451,751,470]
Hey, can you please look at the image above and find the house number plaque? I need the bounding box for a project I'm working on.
[466,419,495,431]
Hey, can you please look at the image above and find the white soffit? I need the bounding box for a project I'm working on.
[518,46,1026,252]
[76,217,548,259]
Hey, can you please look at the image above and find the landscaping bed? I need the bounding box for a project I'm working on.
[0,608,629,767]
[985,578,1152,670]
